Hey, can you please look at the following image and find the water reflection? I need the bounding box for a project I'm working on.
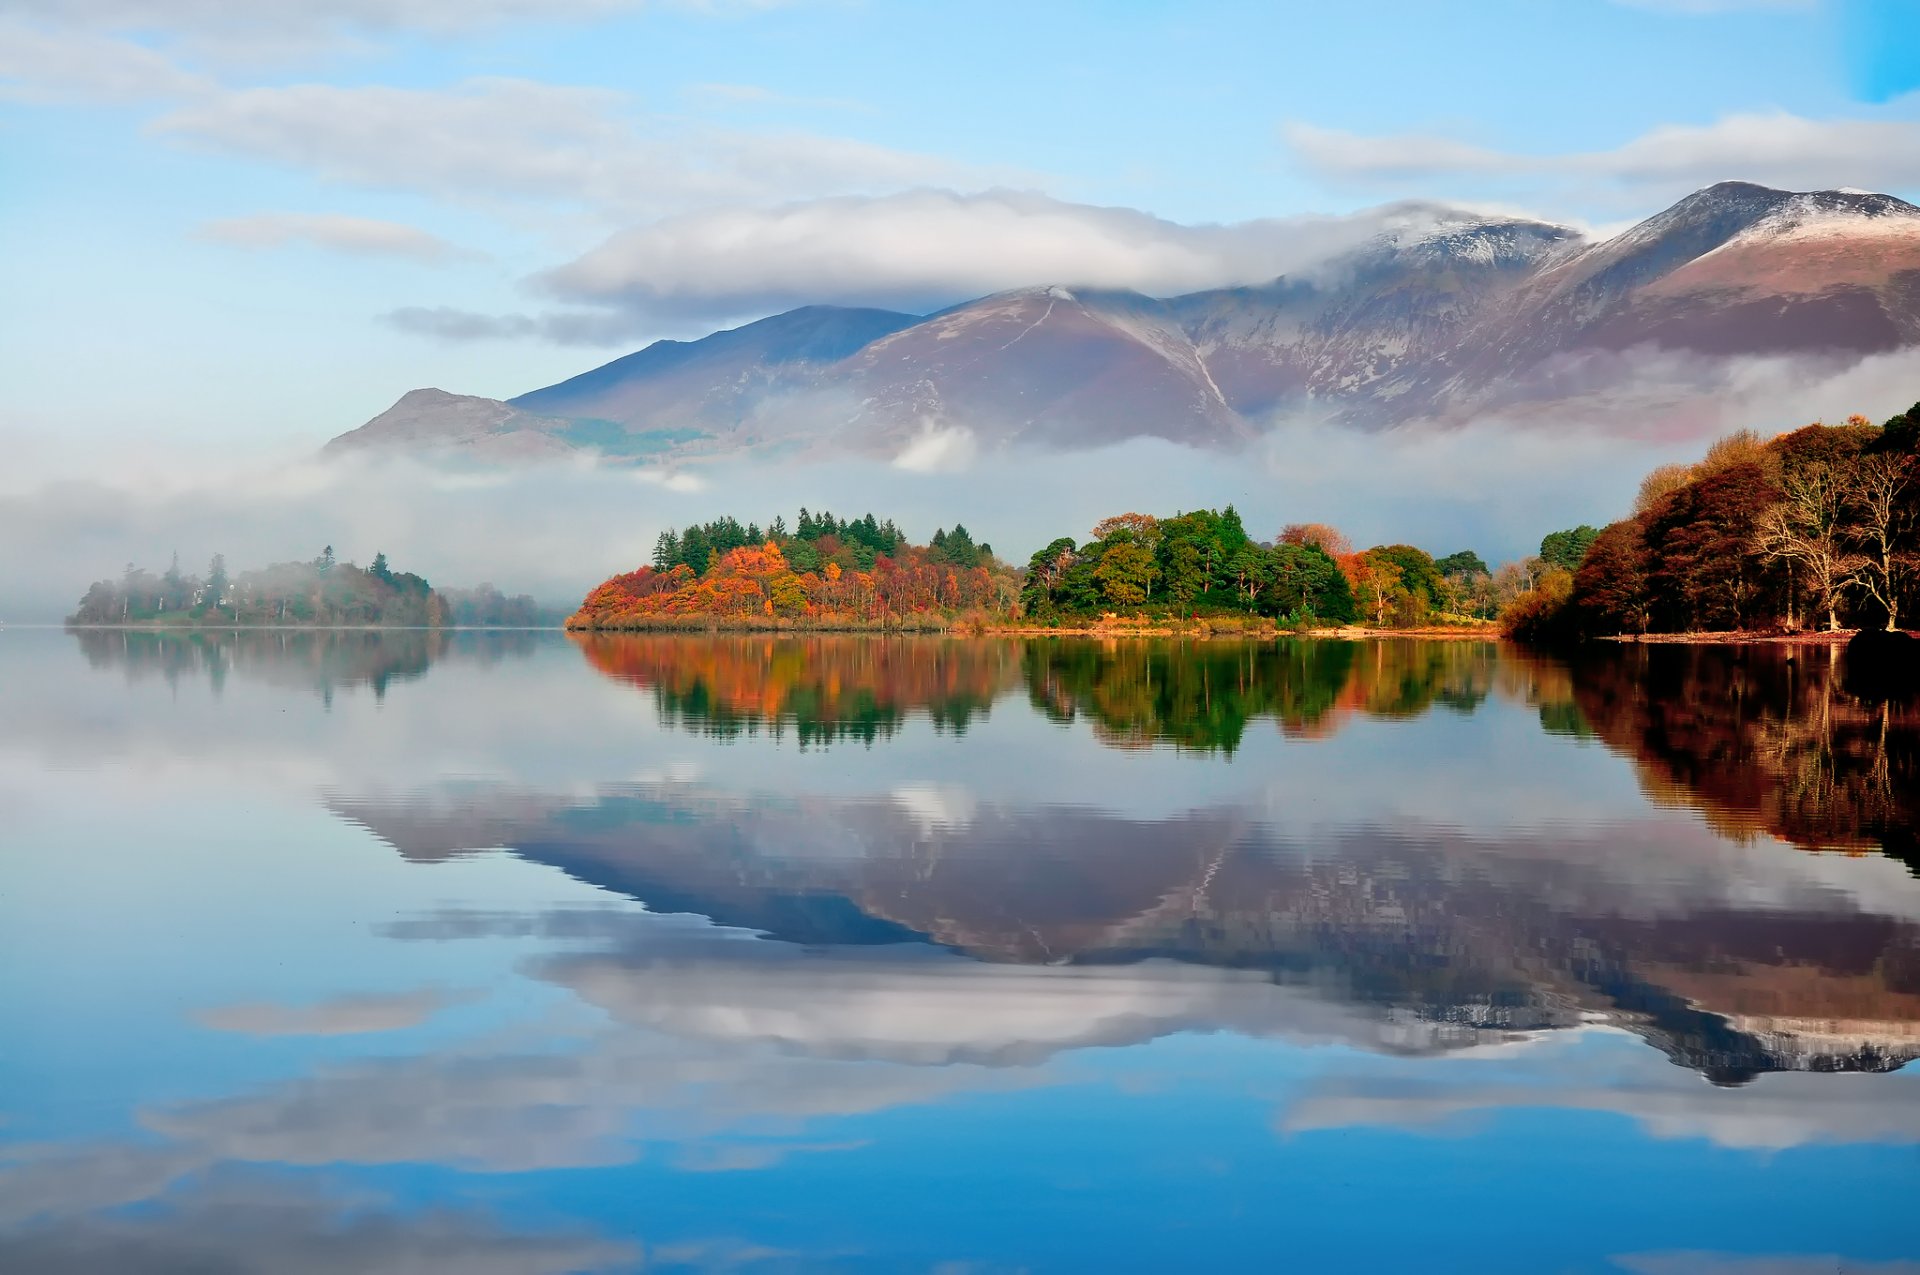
[8,627,1920,1272]
[1572,644,1920,868]
[70,626,541,701]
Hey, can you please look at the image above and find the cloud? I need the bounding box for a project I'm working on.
[150,78,1003,218]
[194,989,465,1036]
[380,306,645,346]
[1614,1255,1920,1275]
[1283,111,1920,201]
[0,19,211,101]
[1280,1036,1920,1150]
[197,212,465,261]
[538,188,1508,321]
[8,0,794,63]
[0,1181,637,1275]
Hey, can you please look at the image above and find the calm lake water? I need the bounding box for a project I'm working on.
[2,628,1917,1273]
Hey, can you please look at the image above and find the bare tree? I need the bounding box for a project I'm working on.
[1751,462,1867,630]
[1844,452,1917,630]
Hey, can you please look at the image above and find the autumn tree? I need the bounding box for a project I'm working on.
[1845,451,1917,629]
[1750,459,1863,630]
[1280,523,1352,558]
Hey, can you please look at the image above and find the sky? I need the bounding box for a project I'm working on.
[2,0,1920,612]
[5,0,1920,452]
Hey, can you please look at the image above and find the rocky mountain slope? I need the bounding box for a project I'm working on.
[326,182,1920,462]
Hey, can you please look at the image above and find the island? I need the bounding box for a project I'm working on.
[67,547,546,629]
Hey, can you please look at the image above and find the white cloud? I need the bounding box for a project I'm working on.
[150,78,998,218]
[194,988,464,1035]
[1284,112,1920,200]
[6,0,794,62]
[197,211,465,261]
[539,188,1505,320]
[379,306,649,345]
[0,19,210,101]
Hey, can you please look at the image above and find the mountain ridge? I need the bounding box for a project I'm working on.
[326,182,1920,462]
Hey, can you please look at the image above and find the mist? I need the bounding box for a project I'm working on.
[4,342,1915,624]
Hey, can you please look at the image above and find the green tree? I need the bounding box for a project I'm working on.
[1539,526,1600,572]
[205,554,229,614]
[1094,540,1154,607]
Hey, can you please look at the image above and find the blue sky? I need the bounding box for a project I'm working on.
[4,0,1919,456]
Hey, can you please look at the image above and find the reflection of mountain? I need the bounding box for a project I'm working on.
[70,627,540,700]
[332,774,1920,1085]
[1571,645,1920,871]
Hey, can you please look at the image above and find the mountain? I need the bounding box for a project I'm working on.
[326,183,1920,462]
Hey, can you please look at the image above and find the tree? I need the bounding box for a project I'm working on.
[1844,451,1916,629]
[205,554,229,613]
[370,551,392,583]
[1570,522,1648,634]
[1022,537,1079,614]
[1094,540,1154,607]
[1634,464,1694,516]
[318,545,335,573]
[1539,526,1600,572]
[1280,523,1352,558]
[651,530,680,571]
[1435,550,1488,578]
[1750,460,1864,630]
[1345,555,1402,626]
[1163,538,1205,607]
[1091,513,1159,546]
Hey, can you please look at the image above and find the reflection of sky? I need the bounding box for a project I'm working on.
[2,628,1918,1273]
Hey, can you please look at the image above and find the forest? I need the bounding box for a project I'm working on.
[569,503,1587,631]
[569,509,1018,629]
[1504,402,1920,641]
[64,547,537,628]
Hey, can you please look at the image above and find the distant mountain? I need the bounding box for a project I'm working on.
[326,182,1920,462]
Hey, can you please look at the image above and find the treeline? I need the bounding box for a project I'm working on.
[572,510,1017,629]
[440,584,555,627]
[1506,403,1920,640]
[1021,507,1547,628]
[650,509,993,576]
[70,547,456,628]
[574,502,1576,631]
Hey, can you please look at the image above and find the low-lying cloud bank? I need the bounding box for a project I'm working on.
[3,342,1914,623]
[0,429,1660,624]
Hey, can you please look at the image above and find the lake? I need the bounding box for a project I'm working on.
[2,628,1917,1273]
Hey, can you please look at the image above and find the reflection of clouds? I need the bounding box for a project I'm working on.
[539,918,1527,1067]
[195,989,466,1037]
[891,782,977,833]
[0,1175,636,1274]
[1615,1255,1920,1275]
[1279,1029,1920,1151]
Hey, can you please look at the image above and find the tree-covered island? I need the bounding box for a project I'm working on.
[566,505,1543,633]
[67,547,546,628]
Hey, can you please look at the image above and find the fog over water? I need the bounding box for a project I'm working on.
[7,341,1918,622]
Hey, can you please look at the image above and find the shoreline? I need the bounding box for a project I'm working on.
[1602,630,1881,646]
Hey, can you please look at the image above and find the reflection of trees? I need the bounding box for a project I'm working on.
[572,635,1023,745]
[576,636,1526,754]
[1572,644,1920,869]
[71,628,539,701]
[1023,638,1502,753]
